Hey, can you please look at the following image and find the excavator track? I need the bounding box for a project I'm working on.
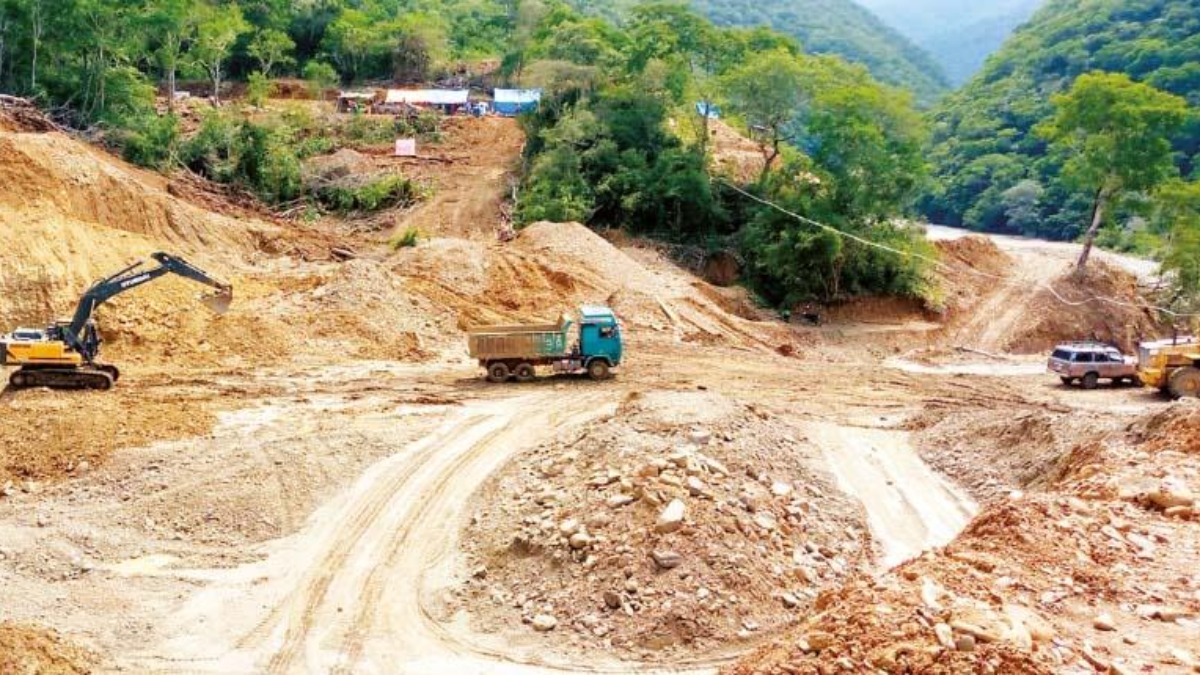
[9,367,114,391]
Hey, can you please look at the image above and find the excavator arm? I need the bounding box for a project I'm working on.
[60,252,232,362]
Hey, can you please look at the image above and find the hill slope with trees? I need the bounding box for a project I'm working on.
[573,0,950,105]
[855,0,1042,84]
[919,0,1200,247]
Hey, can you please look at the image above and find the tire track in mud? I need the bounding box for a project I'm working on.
[127,392,733,675]
[256,414,495,673]
[806,422,978,568]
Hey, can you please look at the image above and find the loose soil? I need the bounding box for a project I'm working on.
[1,100,1195,675]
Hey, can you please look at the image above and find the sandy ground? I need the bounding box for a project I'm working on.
[1,101,1195,675]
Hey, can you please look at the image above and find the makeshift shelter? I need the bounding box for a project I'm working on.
[493,89,541,116]
[336,91,375,113]
[377,89,469,115]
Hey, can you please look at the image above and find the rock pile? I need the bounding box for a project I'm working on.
[456,391,871,658]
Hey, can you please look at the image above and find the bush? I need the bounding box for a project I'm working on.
[390,226,421,249]
[316,175,422,213]
[302,61,338,98]
[246,72,272,107]
[121,113,181,170]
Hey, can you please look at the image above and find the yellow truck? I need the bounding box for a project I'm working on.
[1137,336,1200,399]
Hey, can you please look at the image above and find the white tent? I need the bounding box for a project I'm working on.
[384,89,469,105]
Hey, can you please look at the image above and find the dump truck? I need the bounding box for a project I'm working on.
[468,305,623,382]
[1138,336,1200,399]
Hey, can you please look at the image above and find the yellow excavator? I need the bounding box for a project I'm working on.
[0,252,232,390]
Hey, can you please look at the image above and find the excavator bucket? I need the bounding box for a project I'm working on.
[200,287,233,315]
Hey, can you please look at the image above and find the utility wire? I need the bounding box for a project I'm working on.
[715,178,1200,319]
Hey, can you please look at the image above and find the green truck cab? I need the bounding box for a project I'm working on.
[467,304,624,382]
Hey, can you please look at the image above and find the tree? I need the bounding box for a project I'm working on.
[247,28,295,77]
[1155,180,1200,318]
[1036,73,1187,275]
[148,0,199,112]
[391,14,447,83]
[1001,179,1043,235]
[192,3,250,101]
[322,8,379,81]
[301,60,337,98]
[721,49,807,183]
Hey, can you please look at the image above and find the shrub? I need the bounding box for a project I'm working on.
[246,72,272,107]
[121,113,181,170]
[316,175,422,213]
[390,226,421,249]
[302,61,338,98]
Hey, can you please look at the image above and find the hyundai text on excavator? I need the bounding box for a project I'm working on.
[0,252,232,390]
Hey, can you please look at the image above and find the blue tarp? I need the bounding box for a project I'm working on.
[494,88,542,116]
[695,101,720,119]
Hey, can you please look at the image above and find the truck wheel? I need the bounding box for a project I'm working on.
[486,362,510,383]
[514,363,536,382]
[1168,367,1200,399]
[1060,377,1073,386]
[587,360,610,381]
[1081,372,1099,390]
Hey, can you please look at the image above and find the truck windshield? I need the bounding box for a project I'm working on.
[1051,349,1071,360]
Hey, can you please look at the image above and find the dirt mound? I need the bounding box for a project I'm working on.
[1006,261,1164,354]
[0,623,94,674]
[0,133,275,251]
[728,403,1200,675]
[0,96,61,133]
[457,391,870,659]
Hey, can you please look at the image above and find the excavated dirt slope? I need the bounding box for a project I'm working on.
[2,99,1195,675]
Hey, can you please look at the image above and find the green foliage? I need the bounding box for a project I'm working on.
[246,72,272,107]
[1038,72,1188,202]
[573,0,949,105]
[247,28,295,77]
[301,61,338,96]
[120,113,182,170]
[182,110,301,203]
[317,175,423,213]
[922,0,1200,240]
[390,226,422,249]
[192,2,251,99]
[1155,180,1200,311]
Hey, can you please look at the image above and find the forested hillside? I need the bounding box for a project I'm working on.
[920,0,1200,245]
[855,0,1041,84]
[573,0,949,105]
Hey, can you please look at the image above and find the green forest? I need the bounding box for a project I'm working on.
[921,0,1200,249]
[569,0,950,105]
[0,0,1197,311]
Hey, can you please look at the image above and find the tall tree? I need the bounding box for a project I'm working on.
[721,49,807,183]
[247,28,295,77]
[1155,180,1200,319]
[1036,72,1187,275]
[148,0,199,112]
[192,2,250,101]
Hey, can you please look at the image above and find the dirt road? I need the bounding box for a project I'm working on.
[116,391,725,674]
[806,422,978,568]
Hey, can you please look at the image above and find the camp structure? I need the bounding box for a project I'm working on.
[376,89,469,115]
[336,91,376,113]
[493,89,541,117]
